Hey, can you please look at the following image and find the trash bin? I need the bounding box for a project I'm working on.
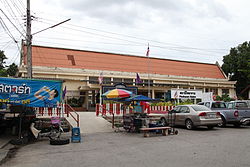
[71,127,81,143]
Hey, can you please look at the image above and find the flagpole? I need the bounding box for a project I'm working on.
[147,43,151,98]
[98,72,103,113]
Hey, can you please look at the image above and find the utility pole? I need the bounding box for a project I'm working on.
[26,0,32,78]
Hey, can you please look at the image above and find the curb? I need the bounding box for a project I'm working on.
[0,143,18,166]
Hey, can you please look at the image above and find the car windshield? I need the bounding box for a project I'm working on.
[211,102,226,108]
[191,105,211,111]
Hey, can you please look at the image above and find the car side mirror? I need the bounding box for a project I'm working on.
[170,110,176,113]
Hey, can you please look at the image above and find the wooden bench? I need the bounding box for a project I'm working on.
[140,126,171,137]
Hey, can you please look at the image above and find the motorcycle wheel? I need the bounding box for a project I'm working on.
[48,129,61,140]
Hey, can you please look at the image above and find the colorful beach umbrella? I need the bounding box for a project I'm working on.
[102,89,133,99]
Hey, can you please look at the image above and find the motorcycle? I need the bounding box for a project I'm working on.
[30,117,64,140]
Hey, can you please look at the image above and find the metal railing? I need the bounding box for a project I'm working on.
[65,104,80,127]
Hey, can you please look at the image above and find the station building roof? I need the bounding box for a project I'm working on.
[23,45,226,79]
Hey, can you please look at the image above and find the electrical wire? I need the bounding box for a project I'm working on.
[38,17,229,52]
[36,36,144,47]
[0,16,17,43]
[34,18,227,57]
[1,0,25,34]
[0,8,25,38]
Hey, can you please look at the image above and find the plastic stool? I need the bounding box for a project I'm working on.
[71,127,81,143]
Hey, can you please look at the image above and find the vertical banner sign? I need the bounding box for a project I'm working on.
[0,77,62,107]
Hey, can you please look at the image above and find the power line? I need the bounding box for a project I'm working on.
[1,0,25,33]
[0,16,17,43]
[0,8,25,38]
[35,36,144,47]
[26,15,227,64]
[38,17,229,52]
[10,0,25,15]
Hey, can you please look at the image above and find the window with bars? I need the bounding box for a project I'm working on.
[89,77,99,84]
[123,79,133,85]
[113,78,123,84]
[103,77,111,84]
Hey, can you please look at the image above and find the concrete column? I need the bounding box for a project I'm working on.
[85,91,89,111]
[218,88,222,96]
[111,78,113,85]
[92,90,95,104]
[229,88,235,99]
[152,89,155,99]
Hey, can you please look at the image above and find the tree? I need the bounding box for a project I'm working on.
[0,50,18,77]
[221,41,250,99]
[7,63,18,77]
[0,50,7,69]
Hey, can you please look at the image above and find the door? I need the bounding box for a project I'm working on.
[170,106,180,125]
[177,106,191,125]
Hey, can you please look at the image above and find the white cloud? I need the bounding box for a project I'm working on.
[1,0,250,65]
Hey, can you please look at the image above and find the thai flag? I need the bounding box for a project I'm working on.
[146,45,150,57]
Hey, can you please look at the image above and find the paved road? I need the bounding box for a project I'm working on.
[3,126,250,167]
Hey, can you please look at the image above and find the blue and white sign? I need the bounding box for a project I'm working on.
[0,77,62,107]
[171,89,202,99]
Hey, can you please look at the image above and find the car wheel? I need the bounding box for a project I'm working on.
[217,116,226,127]
[50,138,70,145]
[207,126,214,130]
[185,119,194,130]
[160,118,167,126]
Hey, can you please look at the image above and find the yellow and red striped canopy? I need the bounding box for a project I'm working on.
[102,89,133,99]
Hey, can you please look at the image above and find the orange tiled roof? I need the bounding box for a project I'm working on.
[23,45,226,79]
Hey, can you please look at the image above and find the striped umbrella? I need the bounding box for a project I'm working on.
[102,89,133,99]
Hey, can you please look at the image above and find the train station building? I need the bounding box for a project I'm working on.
[18,45,236,111]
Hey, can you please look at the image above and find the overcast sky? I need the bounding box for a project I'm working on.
[1,0,250,66]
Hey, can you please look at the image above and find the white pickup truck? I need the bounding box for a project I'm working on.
[198,101,250,127]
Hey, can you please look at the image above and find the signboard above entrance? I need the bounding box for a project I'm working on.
[102,83,138,95]
[171,89,202,99]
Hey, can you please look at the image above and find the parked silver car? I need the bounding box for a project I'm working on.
[160,105,222,130]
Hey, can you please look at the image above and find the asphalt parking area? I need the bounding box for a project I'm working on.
[4,126,250,167]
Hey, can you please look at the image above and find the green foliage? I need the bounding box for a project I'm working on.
[176,99,194,105]
[215,95,235,102]
[0,50,7,69]
[154,101,174,106]
[222,41,250,99]
[0,69,7,77]
[150,99,193,106]
[0,50,18,77]
[6,63,18,76]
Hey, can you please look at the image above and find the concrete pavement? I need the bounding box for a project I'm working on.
[0,111,113,165]
[66,112,114,134]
